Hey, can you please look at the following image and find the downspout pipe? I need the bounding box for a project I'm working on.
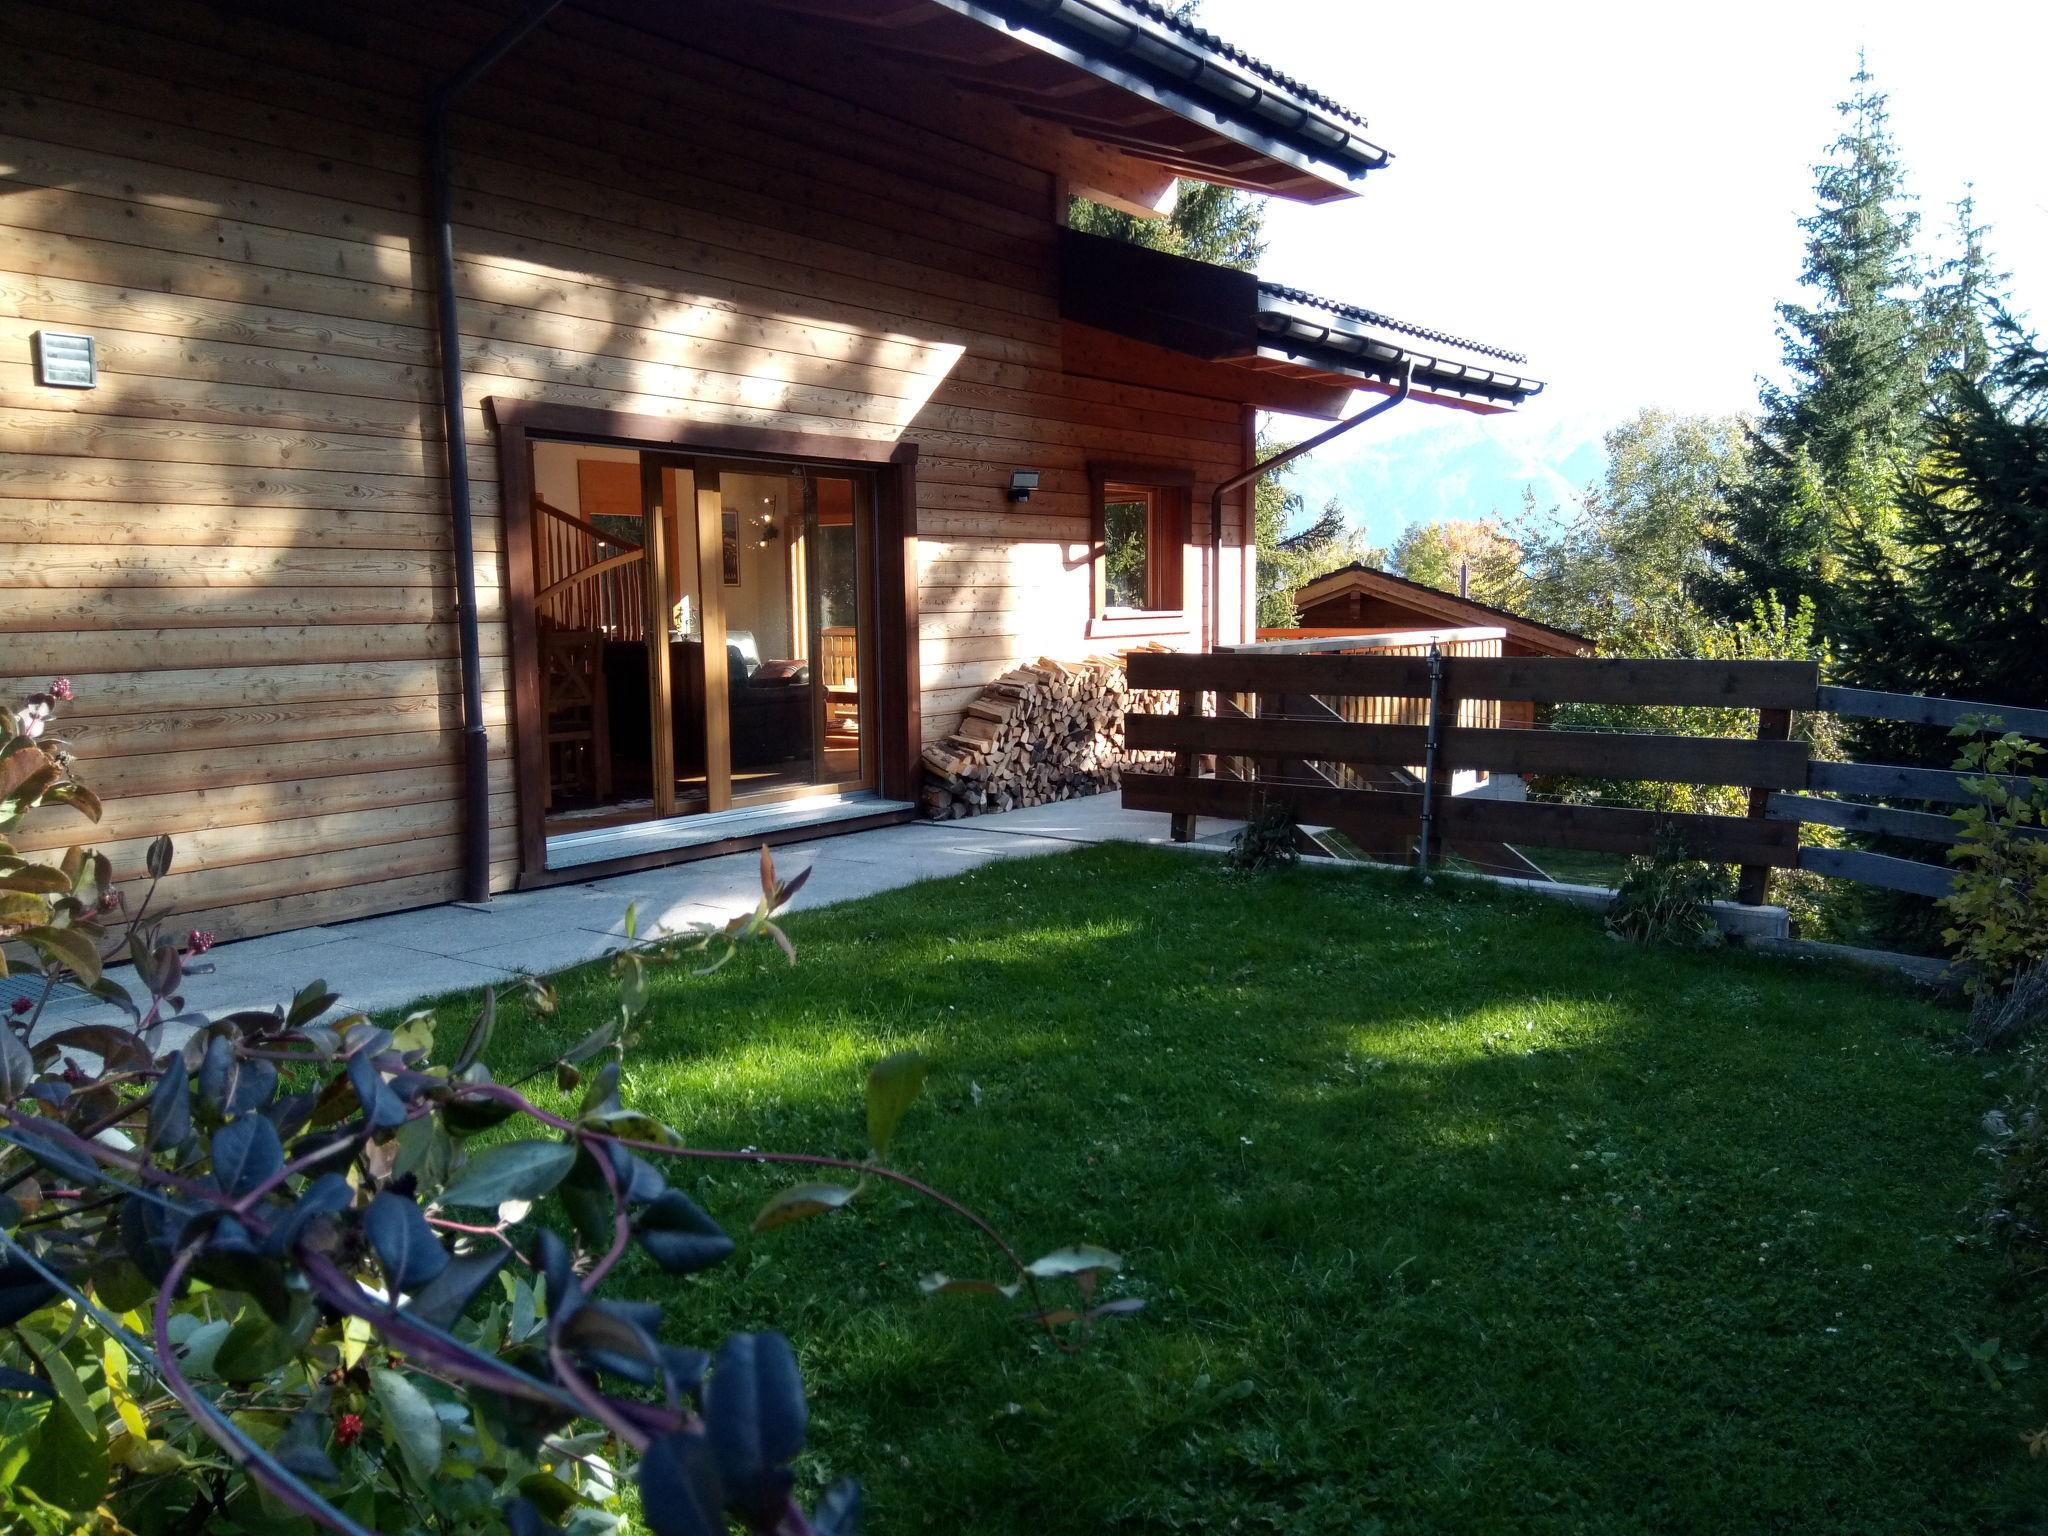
[428,0,566,903]
[1206,360,1415,650]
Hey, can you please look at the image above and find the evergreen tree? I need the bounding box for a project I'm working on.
[1068,177,1267,271]
[1250,439,1383,627]
[1704,60,1933,634]
[1876,315,2048,715]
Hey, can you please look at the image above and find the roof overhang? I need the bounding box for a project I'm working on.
[1060,231,1545,416]
[750,0,1384,204]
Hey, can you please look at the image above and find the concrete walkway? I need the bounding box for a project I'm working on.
[88,798,1229,1027]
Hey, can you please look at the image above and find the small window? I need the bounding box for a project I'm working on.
[1091,467,1190,617]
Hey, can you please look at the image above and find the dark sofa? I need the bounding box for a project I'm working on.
[602,638,813,790]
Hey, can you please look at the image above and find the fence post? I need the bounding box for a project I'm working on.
[1737,707,1792,905]
[1417,646,1450,870]
[1168,684,1203,843]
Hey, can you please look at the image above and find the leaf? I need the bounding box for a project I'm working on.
[561,1020,617,1066]
[370,1367,444,1484]
[703,1331,807,1525]
[0,1123,101,1186]
[0,1252,58,1328]
[636,1431,725,1536]
[437,1140,578,1208]
[916,1273,1018,1300]
[21,924,98,986]
[0,1032,31,1100]
[274,1409,340,1484]
[364,1191,450,1293]
[145,835,174,880]
[196,1031,236,1113]
[814,1478,862,1536]
[1085,1297,1147,1322]
[263,1172,354,1257]
[635,1189,735,1275]
[145,1052,192,1153]
[750,1183,857,1233]
[453,988,495,1074]
[864,1051,929,1157]
[347,1046,407,1132]
[210,1115,284,1200]
[213,1294,316,1382]
[286,979,339,1028]
[40,1025,152,1075]
[1025,1244,1123,1278]
[401,1248,511,1331]
[562,1302,661,1383]
[18,1387,107,1510]
[119,1194,190,1284]
[0,1364,51,1397]
[0,865,69,895]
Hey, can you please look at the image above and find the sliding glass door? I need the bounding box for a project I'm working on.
[530,440,874,845]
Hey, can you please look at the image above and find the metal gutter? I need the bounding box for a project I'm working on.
[428,0,566,905]
[927,0,1390,190]
[1254,296,1545,407]
[1204,360,1414,650]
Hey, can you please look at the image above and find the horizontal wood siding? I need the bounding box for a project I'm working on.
[0,0,1252,935]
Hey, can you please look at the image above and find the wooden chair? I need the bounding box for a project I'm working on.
[541,628,610,810]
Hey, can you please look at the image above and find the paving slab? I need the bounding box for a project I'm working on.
[81,794,1180,1027]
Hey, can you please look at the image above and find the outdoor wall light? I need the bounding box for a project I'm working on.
[1007,469,1041,502]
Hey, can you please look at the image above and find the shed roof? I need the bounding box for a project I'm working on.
[1295,564,1592,655]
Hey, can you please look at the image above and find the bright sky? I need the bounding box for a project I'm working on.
[1195,0,2048,549]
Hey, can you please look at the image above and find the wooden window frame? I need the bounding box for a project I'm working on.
[488,398,919,885]
[1088,462,1193,629]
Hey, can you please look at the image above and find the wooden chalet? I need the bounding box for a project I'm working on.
[3,0,1542,937]
[1287,564,1590,659]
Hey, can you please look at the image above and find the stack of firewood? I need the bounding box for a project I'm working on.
[919,650,1176,819]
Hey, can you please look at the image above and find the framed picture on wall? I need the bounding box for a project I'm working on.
[721,511,741,587]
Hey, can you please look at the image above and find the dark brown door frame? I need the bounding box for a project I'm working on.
[487,398,920,885]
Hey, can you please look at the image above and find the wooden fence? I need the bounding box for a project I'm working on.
[1122,651,2048,905]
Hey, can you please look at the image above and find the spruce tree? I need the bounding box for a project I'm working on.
[1704,60,1933,635]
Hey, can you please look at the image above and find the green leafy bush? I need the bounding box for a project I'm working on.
[1944,722,2048,1022]
[1605,829,1728,948]
[1222,795,1300,874]
[0,689,1135,1535]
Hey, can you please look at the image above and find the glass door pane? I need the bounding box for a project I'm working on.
[813,474,868,787]
[651,461,709,813]
[709,466,817,800]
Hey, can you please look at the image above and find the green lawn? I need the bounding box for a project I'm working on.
[473,844,2046,1534]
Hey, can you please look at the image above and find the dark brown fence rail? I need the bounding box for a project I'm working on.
[1122,651,2046,906]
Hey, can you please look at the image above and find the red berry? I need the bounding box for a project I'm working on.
[46,678,72,702]
[8,997,30,1016]
[186,929,216,955]
[334,1412,363,1448]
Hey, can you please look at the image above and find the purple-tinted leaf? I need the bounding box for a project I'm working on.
[813,1478,862,1536]
[638,1431,725,1536]
[1085,1297,1148,1321]
[401,1247,511,1331]
[0,1034,29,1101]
[0,1253,58,1328]
[264,1172,354,1257]
[532,1229,581,1324]
[438,1139,577,1208]
[364,1191,449,1293]
[347,1047,406,1132]
[0,1364,51,1397]
[274,1409,339,1484]
[145,834,173,879]
[0,1123,100,1186]
[661,1346,711,1402]
[563,1301,661,1385]
[228,1057,279,1118]
[146,1052,191,1152]
[40,1024,151,1075]
[635,1189,734,1276]
[197,1032,236,1113]
[703,1332,807,1525]
[119,1193,190,1283]
[504,1497,567,1536]
[286,980,339,1029]
[211,1115,283,1200]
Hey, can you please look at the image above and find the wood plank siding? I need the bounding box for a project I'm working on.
[0,0,1254,936]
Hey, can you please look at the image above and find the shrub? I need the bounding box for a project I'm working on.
[1605,828,1727,948]
[0,689,1134,1535]
[1222,795,1300,874]
[1943,721,2048,1021]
